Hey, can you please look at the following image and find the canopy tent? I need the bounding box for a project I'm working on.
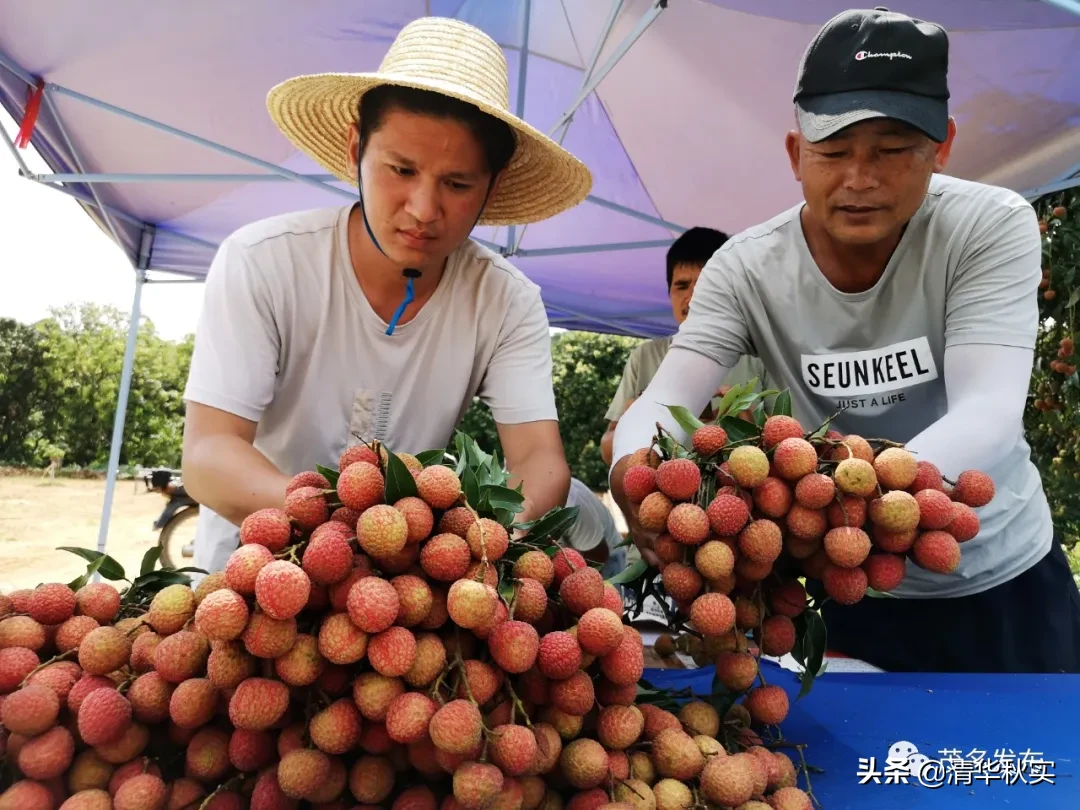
[2,0,1080,558]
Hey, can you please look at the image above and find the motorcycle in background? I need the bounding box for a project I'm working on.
[141,468,198,568]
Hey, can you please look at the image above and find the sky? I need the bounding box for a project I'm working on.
[0,108,205,342]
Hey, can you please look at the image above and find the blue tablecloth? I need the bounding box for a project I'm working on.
[642,662,1080,809]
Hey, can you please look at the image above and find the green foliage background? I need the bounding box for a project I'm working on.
[2,191,1079,581]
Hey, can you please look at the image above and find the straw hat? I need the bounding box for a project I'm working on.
[267,17,593,227]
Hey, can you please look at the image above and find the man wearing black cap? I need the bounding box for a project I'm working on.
[609,8,1080,673]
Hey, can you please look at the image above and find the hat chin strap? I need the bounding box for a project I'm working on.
[356,151,496,336]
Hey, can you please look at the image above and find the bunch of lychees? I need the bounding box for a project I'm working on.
[0,432,817,810]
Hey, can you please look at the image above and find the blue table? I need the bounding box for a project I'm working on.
[642,662,1080,809]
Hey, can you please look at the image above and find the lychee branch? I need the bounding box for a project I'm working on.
[19,647,78,687]
[197,775,244,810]
[504,679,533,729]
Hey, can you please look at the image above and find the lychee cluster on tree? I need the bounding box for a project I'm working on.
[618,381,996,702]
[0,430,816,810]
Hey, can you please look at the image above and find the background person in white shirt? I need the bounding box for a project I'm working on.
[180,18,592,574]
[610,8,1080,673]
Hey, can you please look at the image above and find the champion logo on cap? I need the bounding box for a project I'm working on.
[855,50,912,61]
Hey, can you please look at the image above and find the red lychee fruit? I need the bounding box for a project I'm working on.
[255,560,311,620]
[706,492,750,536]
[447,579,497,630]
[694,540,735,581]
[760,615,796,656]
[700,752,756,807]
[239,508,293,551]
[340,443,380,471]
[667,503,710,545]
[0,647,38,693]
[738,519,783,564]
[490,724,539,776]
[415,465,463,510]
[768,579,807,618]
[560,738,609,789]
[537,631,583,680]
[146,583,195,635]
[553,547,588,584]
[302,525,355,586]
[727,446,769,489]
[29,583,76,626]
[284,485,329,531]
[466,518,510,561]
[716,652,757,691]
[769,787,814,810]
[511,577,548,624]
[395,496,435,543]
[597,705,644,750]
[599,628,645,686]
[952,470,995,507]
[692,425,728,456]
[1,684,58,736]
[560,567,605,616]
[77,687,132,746]
[430,699,483,755]
[54,615,99,653]
[873,525,917,554]
[310,697,364,754]
[240,613,296,660]
[828,434,874,463]
[912,530,961,574]
[823,526,871,568]
[576,608,625,657]
[863,553,906,592]
[78,625,133,676]
[169,677,217,729]
[622,465,657,504]
[785,504,827,541]
[689,593,735,637]
[75,582,121,623]
[358,504,409,559]
[827,495,867,528]
[869,490,921,532]
[338,461,385,512]
[275,632,326,686]
[318,611,369,665]
[331,505,362,526]
[762,415,804,450]
[752,477,792,519]
[822,564,868,604]
[655,458,702,501]
[909,460,944,493]
[637,492,673,532]
[285,469,330,495]
[872,447,918,490]
[833,458,877,497]
[193,588,248,642]
[454,760,505,809]
[794,472,836,509]
[489,621,540,674]
[772,438,817,481]
[661,563,703,602]
[744,684,788,725]
[513,550,555,589]
[550,670,595,716]
[368,626,417,677]
[228,677,290,730]
[438,506,476,538]
[224,543,274,596]
[946,502,980,542]
[915,488,955,530]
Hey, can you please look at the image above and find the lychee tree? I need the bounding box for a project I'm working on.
[1026,188,1080,577]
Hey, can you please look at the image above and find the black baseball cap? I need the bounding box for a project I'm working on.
[793,7,949,143]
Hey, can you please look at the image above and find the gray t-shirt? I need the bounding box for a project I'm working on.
[673,173,1052,599]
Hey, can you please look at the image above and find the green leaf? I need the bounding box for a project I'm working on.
[140,546,162,576]
[384,451,419,503]
[753,405,768,428]
[1069,288,1080,308]
[316,464,341,487]
[518,505,579,544]
[416,449,446,468]
[664,405,704,435]
[865,587,900,599]
[718,415,762,442]
[482,485,525,512]
[772,390,792,418]
[606,558,648,585]
[56,547,126,581]
[793,609,827,699]
[68,554,108,590]
[461,465,481,509]
[130,570,197,592]
[714,379,760,418]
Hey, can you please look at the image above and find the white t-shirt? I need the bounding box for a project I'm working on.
[183,204,558,573]
[671,173,1052,599]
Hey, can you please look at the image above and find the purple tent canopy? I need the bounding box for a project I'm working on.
[2,0,1079,552]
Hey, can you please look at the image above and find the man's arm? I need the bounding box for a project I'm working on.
[180,236,284,526]
[600,421,619,466]
[601,351,641,466]
[905,200,1043,476]
[182,403,291,526]
[496,419,571,525]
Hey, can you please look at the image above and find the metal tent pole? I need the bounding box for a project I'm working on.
[94,227,154,567]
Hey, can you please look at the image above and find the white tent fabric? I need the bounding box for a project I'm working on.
[2,0,1079,554]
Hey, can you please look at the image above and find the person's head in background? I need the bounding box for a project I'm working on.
[666,227,730,325]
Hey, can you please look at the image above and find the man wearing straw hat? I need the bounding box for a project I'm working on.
[180,18,592,574]
[609,7,1080,673]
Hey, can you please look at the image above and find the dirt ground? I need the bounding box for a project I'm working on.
[0,475,163,592]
